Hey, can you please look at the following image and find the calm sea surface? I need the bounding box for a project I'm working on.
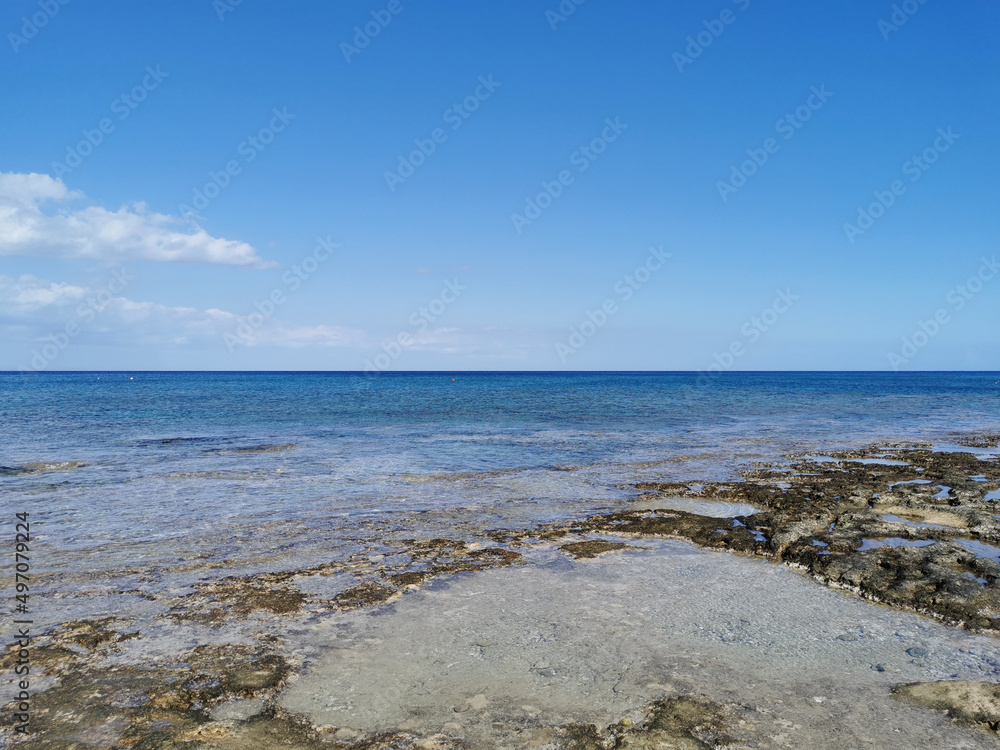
[3,371,998,579]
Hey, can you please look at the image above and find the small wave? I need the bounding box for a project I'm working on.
[137,436,219,446]
[212,443,297,454]
[162,470,272,481]
[394,467,531,483]
[0,460,86,476]
[135,437,297,454]
[393,463,603,483]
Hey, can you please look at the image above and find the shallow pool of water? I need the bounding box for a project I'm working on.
[280,539,1000,749]
[955,538,1000,563]
[933,443,999,459]
[636,496,761,518]
[857,538,937,551]
[880,514,949,530]
[850,458,910,466]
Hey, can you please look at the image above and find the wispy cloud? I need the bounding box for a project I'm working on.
[0,171,273,267]
[0,273,358,349]
[0,273,545,361]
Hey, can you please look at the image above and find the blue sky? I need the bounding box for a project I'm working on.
[1,0,997,371]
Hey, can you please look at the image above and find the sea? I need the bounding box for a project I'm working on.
[2,371,999,585]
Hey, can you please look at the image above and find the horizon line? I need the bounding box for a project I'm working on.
[4,370,1000,375]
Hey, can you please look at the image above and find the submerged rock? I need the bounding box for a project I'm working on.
[893,680,1000,731]
[562,694,739,749]
[559,540,636,559]
[210,698,265,722]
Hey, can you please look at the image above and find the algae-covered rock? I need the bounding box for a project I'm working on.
[561,694,739,749]
[893,680,1000,731]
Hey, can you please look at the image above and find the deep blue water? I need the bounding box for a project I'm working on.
[2,371,998,577]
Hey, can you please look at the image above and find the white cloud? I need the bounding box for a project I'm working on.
[0,274,88,313]
[0,171,272,267]
[0,273,360,350]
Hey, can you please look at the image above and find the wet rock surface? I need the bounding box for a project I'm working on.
[165,538,523,623]
[0,621,295,749]
[956,434,1000,449]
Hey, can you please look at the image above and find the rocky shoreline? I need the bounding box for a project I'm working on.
[4,436,1000,748]
[512,438,1000,634]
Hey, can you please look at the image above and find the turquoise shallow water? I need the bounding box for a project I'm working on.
[2,371,999,578]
